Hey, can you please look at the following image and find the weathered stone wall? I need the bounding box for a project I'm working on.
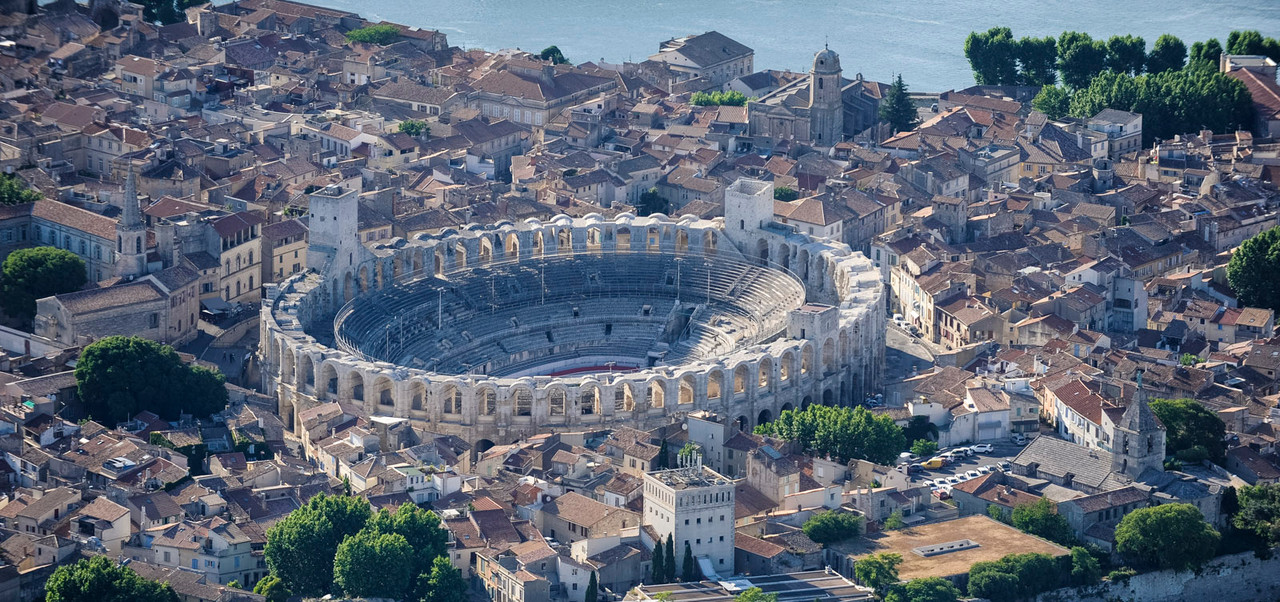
[1035,550,1280,602]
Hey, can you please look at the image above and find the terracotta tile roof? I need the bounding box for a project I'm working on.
[734,532,785,558]
[31,199,115,240]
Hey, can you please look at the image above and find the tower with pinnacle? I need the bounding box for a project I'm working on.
[115,162,147,280]
[808,45,844,146]
[1109,370,1166,478]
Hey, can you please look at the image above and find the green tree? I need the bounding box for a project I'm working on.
[584,571,598,602]
[75,336,227,423]
[1016,35,1058,85]
[681,541,696,582]
[0,173,40,205]
[803,510,864,544]
[540,45,569,65]
[966,569,1020,602]
[734,587,778,602]
[884,510,906,530]
[398,119,429,137]
[1229,227,1280,313]
[132,0,204,25]
[46,556,179,602]
[1233,483,1280,546]
[651,538,665,583]
[773,186,799,202]
[1146,34,1187,74]
[1150,398,1226,462]
[910,439,938,457]
[853,552,901,596]
[333,529,414,598]
[1227,30,1266,55]
[638,187,669,217]
[755,404,906,465]
[1057,31,1108,89]
[1032,85,1071,120]
[664,534,676,583]
[1115,503,1220,571]
[345,24,400,45]
[1070,546,1102,586]
[365,502,448,595]
[252,575,289,602]
[987,503,1009,523]
[1190,38,1224,67]
[1179,353,1201,366]
[226,580,241,590]
[902,416,937,444]
[690,91,749,106]
[884,577,960,602]
[1011,498,1075,546]
[879,75,920,135]
[1106,34,1147,75]
[420,555,469,602]
[264,493,372,597]
[964,27,1019,85]
[656,439,670,469]
[968,553,1064,602]
[1069,66,1253,145]
[0,246,86,323]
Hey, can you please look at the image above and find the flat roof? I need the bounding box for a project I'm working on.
[836,515,1069,580]
[634,571,873,602]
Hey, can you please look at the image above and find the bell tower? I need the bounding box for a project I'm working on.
[115,162,147,280]
[1109,371,1166,478]
[808,45,844,146]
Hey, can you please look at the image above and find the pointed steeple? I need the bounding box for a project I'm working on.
[1123,370,1162,433]
[121,161,142,231]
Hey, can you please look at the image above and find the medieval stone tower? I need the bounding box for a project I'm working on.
[1110,376,1166,478]
[115,164,147,280]
[808,46,844,146]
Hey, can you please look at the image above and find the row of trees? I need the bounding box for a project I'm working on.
[754,404,906,465]
[967,549,1100,602]
[649,534,697,584]
[45,556,180,602]
[75,336,228,423]
[0,246,86,324]
[853,553,963,602]
[690,90,749,106]
[345,24,402,45]
[264,495,465,601]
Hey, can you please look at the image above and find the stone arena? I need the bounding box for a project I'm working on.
[259,179,885,451]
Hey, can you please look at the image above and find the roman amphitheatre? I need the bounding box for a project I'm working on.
[260,179,885,453]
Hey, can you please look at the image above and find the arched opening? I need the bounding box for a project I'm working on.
[343,272,354,303]
[475,439,496,455]
[434,250,443,275]
[823,338,836,375]
[734,365,749,396]
[442,384,462,415]
[581,386,600,414]
[549,389,567,417]
[514,388,533,416]
[533,231,545,257]
[703,231,716,256]
[615,384,635,412]
[505,233,520,258]
[586,227,602,253]
[756,239,769,265]
[413,251,424,275]
[393,255,404,281]
[410,382,426,412]
[300,355,315,388]
[374,262,384,290]
[823,389,834,405]
[798,249,810,281]
[374,376,393,408]
[358,265,370,293]
[557,228,572,252]
[707,371,723,402]
[802,346,813,375]
[780,352,792,383]
[281,347,295,384]
[676,230,689,253]
[757,409,773,427]
[736,415,750,432]
[346,371,364,402]
[758,358,772,390]
[781,402,794,414]
[779,244,791,271]
[802,395,813,409]
[646,227,660,252]
[679,375,695,405]
[647,383,664,409]
[455,242,468,268]
[617,227,631,252]
[479,237,494,263]
[478,387,497,416]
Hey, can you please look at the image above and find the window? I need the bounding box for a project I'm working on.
[149,314,159,328]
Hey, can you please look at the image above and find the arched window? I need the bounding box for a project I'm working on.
[442,385,461,414]
[135,237,141,254]
[549,390,566,416]
[514,389,533,416]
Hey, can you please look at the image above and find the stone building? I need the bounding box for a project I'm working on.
[646,31,754,91]
[748,47,884,147]
[642,460,735,579]
[34,264,200,346]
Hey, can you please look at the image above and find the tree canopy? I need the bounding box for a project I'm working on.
[879,75,920,134]
[853,552,901,596]
[638,187,669,217]
[1067,65,1254,145]
[967,553,1068,602]
[75,336,227,423]
[681,541,696,581]
[540,45,570,65]
[690,90,748,106]
[1150,397,1226,462]
[754,404,906,465]
[398,119,429,137]
[1115,503,1220,571]
[1105,35,1147,76]
[1233,483,1280,547]
[964,27,1019,85]
[1031,85,1070,120]
[0,246,86,323]
[420,555,469,602]
[1016,36,1058,85]
[1228,226,1280,313]
[1225,30,1280,61]
[803,510,864,544]
[1189,38,1224,67]
[734,587,778,602]
[1057,31,1109,89]
[884,577,961,602]
[0,173,40,206]
[134,0,204,25]
[264,494,372,597]
[252,575,289,602]
[910,439,938,457]
[773,186,799,202]
[345,24,400,45]
[333,529,415,598]
[1011,498,1076,546]
[1146,34,1187,74]
[46,556,180,602]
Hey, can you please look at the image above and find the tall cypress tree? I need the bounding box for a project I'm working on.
[878,74,920,135]
[656,439,669,470]
[681,541,697,582]
[584,571,598,602]
[663,535,676,583]
[650,540,665,583]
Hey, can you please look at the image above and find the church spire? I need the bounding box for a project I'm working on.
[121,161,141,230]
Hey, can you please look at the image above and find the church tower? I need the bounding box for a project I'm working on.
[115,163,147,280]
[1110,372,1166,478]
[808,45,844,146]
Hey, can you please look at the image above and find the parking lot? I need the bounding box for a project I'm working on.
[901,440,1030,496]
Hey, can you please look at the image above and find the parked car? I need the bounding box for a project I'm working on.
[980,465,996,474]
[934,489,951,500]
[971,443,993,453]
[997,461,1012,472]
[1011,433,1028,445]
[945,476,961,485]
[899,452,918,462]
[922,458,946,469]
[965,470,982,480]
[922,480,935,488]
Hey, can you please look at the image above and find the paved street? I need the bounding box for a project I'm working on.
[883,321,934,405]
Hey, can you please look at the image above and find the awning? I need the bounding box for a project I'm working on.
[201,298,233,314]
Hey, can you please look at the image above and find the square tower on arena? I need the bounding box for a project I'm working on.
[307,183,362,275]
[642,454,735,579]
[723,178,775,251]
